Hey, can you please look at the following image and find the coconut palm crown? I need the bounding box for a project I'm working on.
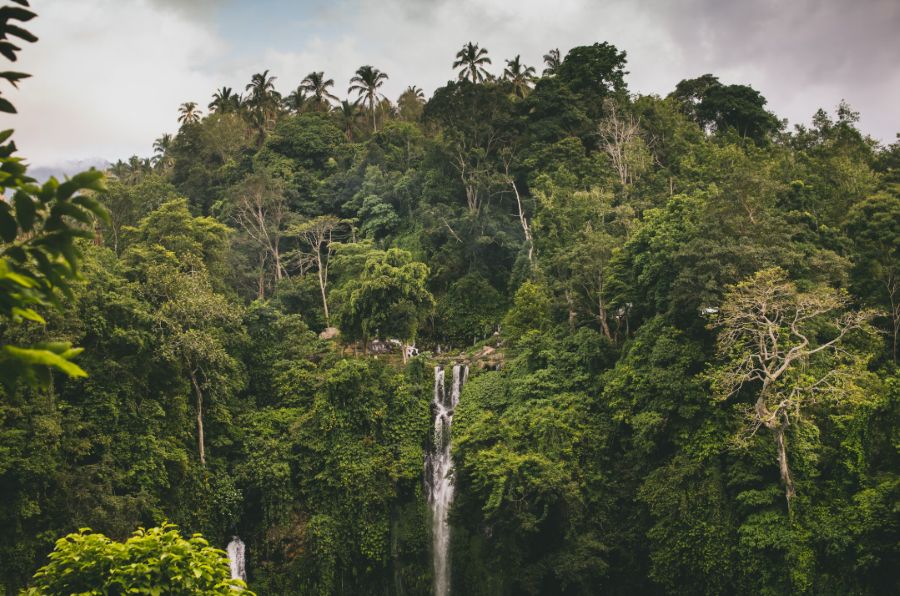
[349,65,389,132]
[453,42,492,83]
[502,55,537,97]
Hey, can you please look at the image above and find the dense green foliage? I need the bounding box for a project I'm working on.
[23,523,249,595]
[1,8,898,594]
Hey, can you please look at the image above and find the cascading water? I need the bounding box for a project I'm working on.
[226,536,246,582]
[425,364,467,596]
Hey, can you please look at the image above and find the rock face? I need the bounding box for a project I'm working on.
[319,327,340,340]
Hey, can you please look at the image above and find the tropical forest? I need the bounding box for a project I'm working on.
[0,1,898,594]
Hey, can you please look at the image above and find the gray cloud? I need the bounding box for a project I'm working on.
[146,0,227,18]
[14,0,900,166]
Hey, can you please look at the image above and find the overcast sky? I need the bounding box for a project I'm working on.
[9,0,900,166]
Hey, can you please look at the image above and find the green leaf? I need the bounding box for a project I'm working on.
[72,194,111,224]
[0,95,16,114]
[0,204,18,241]
[0,269,36,288]
[0,71,30,87]
[0,41,21,63]
[51,201,93,224]
[3,23,37,43]
[2,345,87,378]
[0,6,38,24]
[11,306,44,323]
[13,190,36,229]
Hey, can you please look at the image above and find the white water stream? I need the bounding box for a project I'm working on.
[425,364,467,596]
[226,536,246,582]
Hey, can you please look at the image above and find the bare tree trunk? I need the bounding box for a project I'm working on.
[773,425,795,510]
[509,179,534,267]
[190,369,206,467]
[565,289,577,328]
[757,393,794,509]
[598,300,612,340]
[887,275,898,363]
[257,252,266,300]
[273,244,283,282]
[317,264,330,324]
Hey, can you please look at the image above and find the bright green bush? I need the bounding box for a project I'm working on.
[24,523,251,595]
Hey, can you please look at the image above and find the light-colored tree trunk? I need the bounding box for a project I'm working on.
[509,179,534,267]
[565,289,577,328]
[318,264,330,323]
[190,369,206,467]
[756,392,794,509]
[598,295,612,340]
[257,252,267,300]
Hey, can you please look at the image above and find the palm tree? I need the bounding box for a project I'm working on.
[403,85,425,102]
[334,99,361,141]
[502,55,537,98]
[245,70,281,138]
[245,70,277,105]
[283,86,308,113]
[177,102,202,125]
[112,155,151,183]
[300,71,339,110]
[152,133,174,171]
[542,48,561,76]
[397,85,426,121]
[453,42,492,83]
[348,65,389,132]
[208,86,241,113]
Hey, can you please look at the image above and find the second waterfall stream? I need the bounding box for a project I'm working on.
[425,364,468,596]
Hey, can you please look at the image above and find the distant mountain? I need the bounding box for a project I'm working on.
[29,158,110,183]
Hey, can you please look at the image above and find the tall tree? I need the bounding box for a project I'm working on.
[300,71,338,110]
[453,42,492,83]
[397,85,425,121]
[245,70,277,105]
[597,98,651,191]
[502,55,536,98]
[293,216,345,325]
[208,86,241,113]
[283,85,308,113]
[542,47,561,76]
[844,193,900,362]
[230,170,291,297]
[348,65,389,132]
[337,248,434,359]
[334,99,361,140]
[151,133,174,171]
[177,101,202,125]
[710,268,875,509]
[155,270,241,467]
[245,70,281,137]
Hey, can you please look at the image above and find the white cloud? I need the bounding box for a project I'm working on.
[14,0,226,165]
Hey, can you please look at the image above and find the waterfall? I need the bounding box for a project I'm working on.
[226,536,246,582]
[425,364,467,596]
